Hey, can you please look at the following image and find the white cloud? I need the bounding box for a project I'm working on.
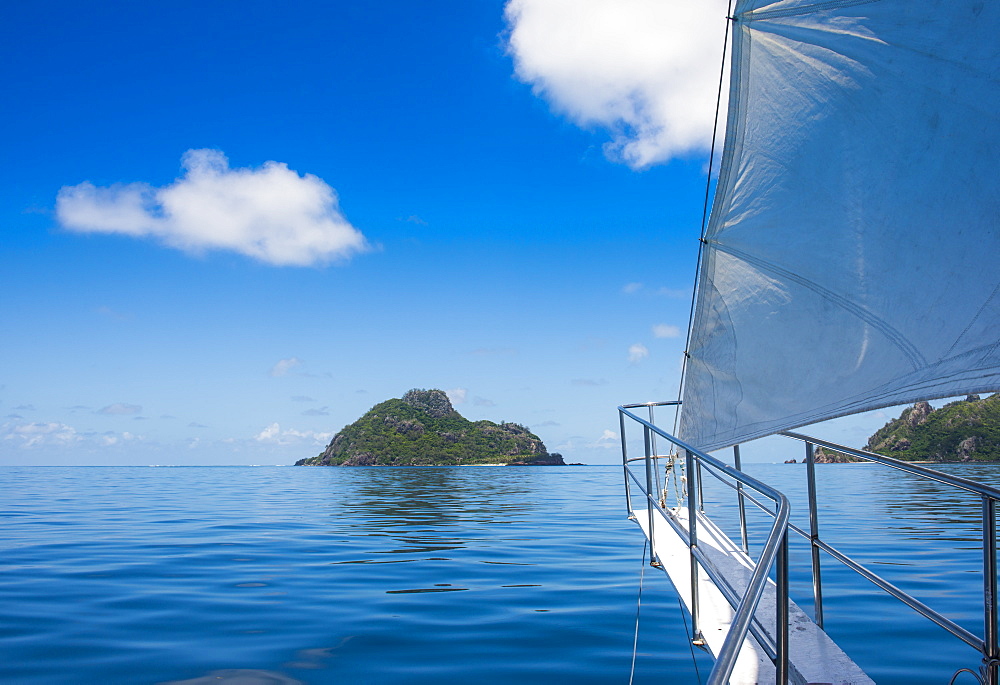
[597,429,618,445]
[473,396,496,407]
[653,324,682,339]
[628,343,649,363]
[254,422,333,446]
[556,429,620,452]
[56,149,369,267]
[1,421,141,449]
[269,357,302,377]
[505,0,730,168]
[98,403,142,415]
[3,421,80,447]
[446,388,468,404]
[98,431,138,447]
[622,282,643,294]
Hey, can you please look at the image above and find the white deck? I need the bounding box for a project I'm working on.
[635,505,873,685]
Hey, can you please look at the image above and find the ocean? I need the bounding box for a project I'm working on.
[1,463,996,684]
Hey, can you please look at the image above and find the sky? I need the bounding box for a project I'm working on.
[1,0,900,465]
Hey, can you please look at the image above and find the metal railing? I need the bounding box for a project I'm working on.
[619,402,791,685]
[619,400,1000,685]
[779,431,1000,685]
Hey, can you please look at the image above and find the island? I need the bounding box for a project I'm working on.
[864,394,1000,462]
[786,394,1000,463]
[294,388,567,466]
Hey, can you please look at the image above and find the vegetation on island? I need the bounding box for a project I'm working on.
[863,394,1000,462]
[295,388,566,466]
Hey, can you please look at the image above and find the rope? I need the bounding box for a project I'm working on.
[628,539,648,685]
[678,590,704,685]
[674,1,737,436]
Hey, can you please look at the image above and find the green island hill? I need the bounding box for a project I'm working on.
[785,393,1000,463]
[295,388,567,467]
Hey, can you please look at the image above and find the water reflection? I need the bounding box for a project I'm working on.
[326,467,540,557]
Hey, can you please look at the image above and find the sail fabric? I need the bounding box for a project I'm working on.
[680,0,1000,452]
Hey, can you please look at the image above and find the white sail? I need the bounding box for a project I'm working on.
[680,0,1000,452]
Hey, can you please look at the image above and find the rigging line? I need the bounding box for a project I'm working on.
[628,538,648,685]
[673,1,736,438]
[678,583,704,685]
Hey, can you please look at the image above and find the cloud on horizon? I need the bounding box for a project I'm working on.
[255,423,333,446]
[2,420,141,449]
[505,0,729,168]
[56,149,369,267]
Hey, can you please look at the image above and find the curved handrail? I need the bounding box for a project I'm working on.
[619,405,791,685]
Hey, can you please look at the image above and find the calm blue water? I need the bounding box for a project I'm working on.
[1,463,997,684]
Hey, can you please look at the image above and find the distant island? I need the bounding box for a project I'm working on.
[786,394,1000,463]
[295,388,567,466]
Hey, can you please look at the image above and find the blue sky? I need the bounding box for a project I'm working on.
[1,0,891,465]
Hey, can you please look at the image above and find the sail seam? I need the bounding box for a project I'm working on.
[945,281,1000,360]
[709,242,926,370]
[742,0,881,22]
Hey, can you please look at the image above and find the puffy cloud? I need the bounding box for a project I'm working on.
[3,421,80,447]
[269,357,302,377]
[98,403,142,415]
[98,431,138,447]
[505,0,730,168]
[254,423,332,446]
[628,343,649,363]
[446,388,468,404]
[1,421,141,449]
[56,149,368,267]
[653,324,682,339]
[596,429,618,446]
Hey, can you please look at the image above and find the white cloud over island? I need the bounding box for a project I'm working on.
[255,423,333,446]
[505,0,729,168]
[56,149,368,267]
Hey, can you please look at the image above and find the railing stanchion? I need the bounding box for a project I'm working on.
[644,425,658,566]
[805,441,824,629]
[734,444,749,554]
[685,448,703,643]
[620,410,633,518]
[649,404,662,504]
[984,495,998,685]
[697,459,705,512]
[777,529,790,684]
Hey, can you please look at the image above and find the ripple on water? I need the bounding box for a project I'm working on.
[4,463,994,684]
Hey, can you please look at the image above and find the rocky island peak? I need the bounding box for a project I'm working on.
[295,388,566,467]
